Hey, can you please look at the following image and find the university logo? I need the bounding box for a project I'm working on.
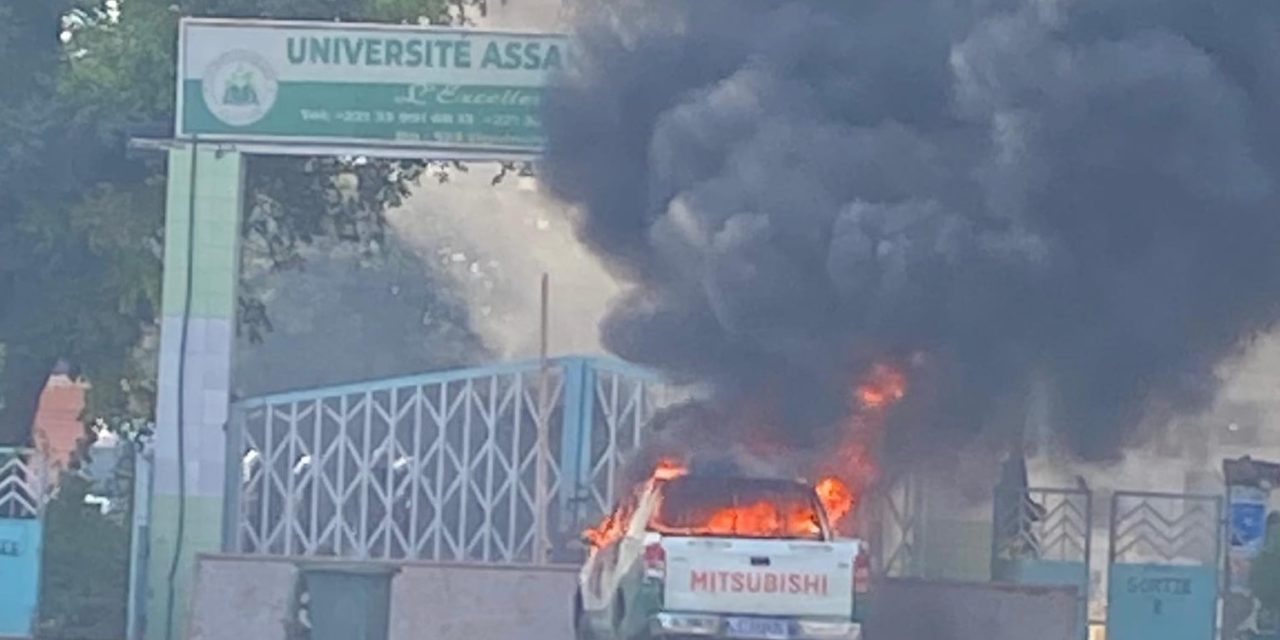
[202,50,278,127]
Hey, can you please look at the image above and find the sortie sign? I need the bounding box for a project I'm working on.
[177,18,568,156]
[1106,563,1217,640]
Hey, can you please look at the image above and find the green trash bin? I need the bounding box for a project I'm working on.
[296,562,400,640]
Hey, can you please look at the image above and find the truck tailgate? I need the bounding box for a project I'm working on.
[662,536,857,617]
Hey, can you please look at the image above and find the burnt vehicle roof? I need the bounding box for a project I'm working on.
[655,474,818,494]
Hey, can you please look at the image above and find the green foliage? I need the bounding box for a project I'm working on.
[36,431,138,640]
[1254,536,1280,614]
[0,0,490,444]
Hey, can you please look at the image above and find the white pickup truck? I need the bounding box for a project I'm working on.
[575,473,863,640]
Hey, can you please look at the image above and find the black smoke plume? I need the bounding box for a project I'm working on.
[542,0,1280,462]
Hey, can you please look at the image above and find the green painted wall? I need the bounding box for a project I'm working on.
[922,517,994,582]
[144,496,224,640]
[159,147,243,320]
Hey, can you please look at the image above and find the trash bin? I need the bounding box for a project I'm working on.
[296,562,400,640]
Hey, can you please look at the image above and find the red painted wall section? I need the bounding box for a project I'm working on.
[31,374,87,472]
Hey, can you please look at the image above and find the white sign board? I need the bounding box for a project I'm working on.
[177,18,567,157]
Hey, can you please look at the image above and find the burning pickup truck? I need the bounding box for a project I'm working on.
[574,467,865,640]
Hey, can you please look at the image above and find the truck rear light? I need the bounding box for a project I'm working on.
[644,543,666,580]
[853,547,870,594]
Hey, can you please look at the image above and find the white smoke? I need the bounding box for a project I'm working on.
[389,169,619,360]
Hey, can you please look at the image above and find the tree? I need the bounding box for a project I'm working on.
[35,426,138,640]
[0,0,84,445]
[1254,523,1280,619]
[0,0,493,444]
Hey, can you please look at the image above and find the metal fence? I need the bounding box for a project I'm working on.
[993,487,1092,564]
[992,485,1093,639]
[873,473,924,578]
[1109,491,1220,567]
[227,357,667,563]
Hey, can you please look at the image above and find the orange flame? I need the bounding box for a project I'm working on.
[694,501,822,538]
[582,510,625,548]
[816,476,854,525]
[583,458,686,548]
[653,457,689,481]
[856,363,907,410]
[822,361,909,536]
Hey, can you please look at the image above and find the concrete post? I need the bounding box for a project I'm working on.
[145,144,243,640]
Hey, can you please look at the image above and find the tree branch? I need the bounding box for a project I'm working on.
[0,348,55,446]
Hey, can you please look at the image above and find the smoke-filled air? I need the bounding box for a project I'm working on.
[542,0,1280,469]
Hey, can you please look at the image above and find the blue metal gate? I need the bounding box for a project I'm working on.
[0,449,45,639]
[992,485,1092,637]
[1106,491,1221,640]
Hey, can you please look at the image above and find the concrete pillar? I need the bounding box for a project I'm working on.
[145,145,243,640]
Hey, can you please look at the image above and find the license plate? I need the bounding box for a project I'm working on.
[725,617,790,640]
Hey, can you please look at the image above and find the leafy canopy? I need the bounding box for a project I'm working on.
[0,0,493,444]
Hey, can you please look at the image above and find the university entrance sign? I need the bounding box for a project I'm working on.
[177,18,567,157]
[151,18,570,640]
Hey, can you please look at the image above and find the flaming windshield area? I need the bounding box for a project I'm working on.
[582,362,905,548]
[583,457,689,548]
[649,476,826,540]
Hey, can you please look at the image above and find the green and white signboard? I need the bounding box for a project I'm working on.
[178,18,567,157]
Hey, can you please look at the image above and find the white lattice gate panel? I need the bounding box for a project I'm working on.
[0,449,45,519]
[1109,491,1221,566]
[236,362,569,562]
[581,362,665,529]
[993,487,1092,563]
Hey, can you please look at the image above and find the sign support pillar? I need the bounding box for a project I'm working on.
[145,144,244,640]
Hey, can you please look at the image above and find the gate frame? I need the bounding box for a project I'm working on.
[0,447,48,640]
[990,484,1093,638]
[872,471,925,578]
